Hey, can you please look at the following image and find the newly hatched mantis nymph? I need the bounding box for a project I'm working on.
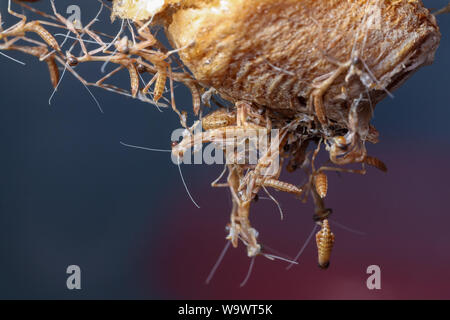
[316,219,335,269]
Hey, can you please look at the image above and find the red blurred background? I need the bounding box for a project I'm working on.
[149,145,450,299]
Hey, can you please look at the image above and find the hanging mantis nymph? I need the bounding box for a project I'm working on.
[316,219,335,269]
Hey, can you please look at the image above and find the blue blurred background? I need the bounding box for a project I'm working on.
[0,0,449,299]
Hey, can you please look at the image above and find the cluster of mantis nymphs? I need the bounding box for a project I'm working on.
[0,0,389,270]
